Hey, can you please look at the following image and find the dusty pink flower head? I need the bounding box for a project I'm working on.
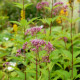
[53,2,68,16]
[42,56,50,63]
[17,49,21,54]
[36,1,49,10]
[3,62,10,67]
[53,1,63,6]
[25,27,42,36]
[31,39,46,48]
[63,37,68,43]
[45,42,55,54]
[22,42,27,50]
[16,49,21,56]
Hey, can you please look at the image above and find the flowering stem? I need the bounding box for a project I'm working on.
[46,62,50,80]
[50,0,53,35]
[48,68,50,80]
[70,4,73,80]
[61,19,63,30]
[36,48,38,80]
[36,53,38,80]
[48,56,50,80]
[25,72,26,80]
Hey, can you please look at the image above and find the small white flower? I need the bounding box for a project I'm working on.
[3,37,9,41]
[7,67,14,71]
[40,25,43,28]
[7,62,16,71]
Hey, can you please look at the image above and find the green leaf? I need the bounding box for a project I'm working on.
[0,53,9,57]
[24,3,33,9]
[20,19,27,27]
[16,71,25,79]
[44,7,51,11]
[27,17,38,25]
[75,74,80,79]
[14,3,23,9]
[10,21,21,26]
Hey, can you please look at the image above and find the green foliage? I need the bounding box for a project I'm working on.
[0,0,80,80]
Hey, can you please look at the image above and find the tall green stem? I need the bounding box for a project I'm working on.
[23,0,25,40]
[23,0,26,79]
[36,48,38,80]
[70,3,73,80]
[50,0,53,35]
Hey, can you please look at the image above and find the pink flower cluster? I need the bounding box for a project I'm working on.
[45,42,55,54]
[36,1,49,10]
[59,37,68,43]
[53,2,63,6]
[63,37,68,43]
[31,39,54,54]
[22,42,27,50]
[16,49,21,56]
[53,2,68,16]
[25,27,42,36]
[42,56,50,63]
[31,39,46,48]
[16,42,27,56]
[3,62,10,67]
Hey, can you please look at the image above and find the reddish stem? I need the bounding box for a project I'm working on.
[36,57,38,80]
[25,72,26,80]
[71,4,73,80]
[36,48,38,80]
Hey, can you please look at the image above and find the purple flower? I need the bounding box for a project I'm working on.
[3,62,10,67]
[36,1,49,10]
[53,2,63,6]
[25,27,42,36]
[53,12,56,16]
[45,42,55,54]
[53,2,68,16]
[42,56,50,63]
[31,39,46,48]
[16,49,21,56]
[16,53,20,57]
[17,49,21,54]
[31,48,36,51]
[22,42,27,50]
[64,5,68,9]
[63,37,68,43]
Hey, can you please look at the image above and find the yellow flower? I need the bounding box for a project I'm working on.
[56,17,62,24]
[10,38,14,41]
[58,20,61,24]
[60,10,64,15]
[60,9,68,16]
[77,0,80,2]
[13,24,18,32]
[21,10,25,20]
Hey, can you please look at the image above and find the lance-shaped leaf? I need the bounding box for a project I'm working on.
[24,3,33,9]
[14,3,23,9]
[27,17,38,25]
[20,19,27,27]
[10,21,21,26]
[14,2,33,9]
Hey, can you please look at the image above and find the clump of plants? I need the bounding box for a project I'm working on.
[0,0,80,80]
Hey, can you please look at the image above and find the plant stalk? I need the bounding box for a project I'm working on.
[36,48,39,80]
[50,0,53,35]
[36,52,38,80]
[25,72,26,80]
[70,4,73,80]
[23,0,25,40]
